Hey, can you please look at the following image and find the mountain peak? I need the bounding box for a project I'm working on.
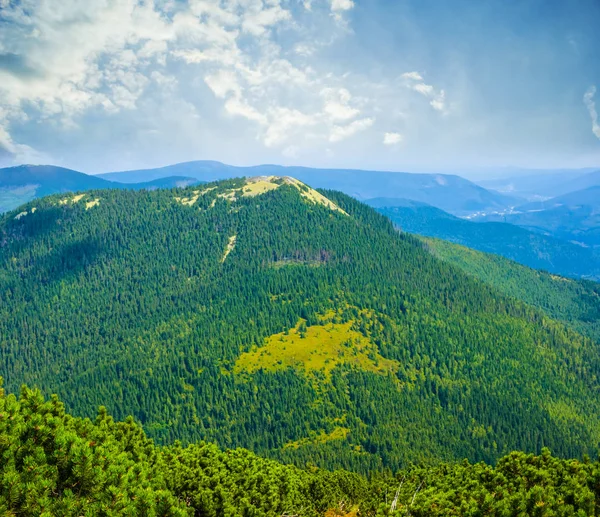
[175,175,348,215]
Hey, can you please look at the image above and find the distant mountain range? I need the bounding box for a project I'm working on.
[375,199,600,281]
[477,168,600,200]
[0,165,200,213]
[474,185,600,247]
[99,160,519,216]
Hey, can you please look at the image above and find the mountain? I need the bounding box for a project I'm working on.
[1,176,600,473]
[422,237,600,343]
[99,160,518,215]
[375,199,600,280]
[475,169,595,200]
[474,186,600,247]
[0,164,200,213]
[545,169,600,198]
[475,168,600,200]
[3,384,600,516]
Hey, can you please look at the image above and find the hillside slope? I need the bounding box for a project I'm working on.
[423,237,600,344]
[100,160,517,215]
[376,200,600,280]
[1,177,599,472]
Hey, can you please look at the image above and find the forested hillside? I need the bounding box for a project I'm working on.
[1,177,600,472]
[3,383,600,516]
[423,237,600,343]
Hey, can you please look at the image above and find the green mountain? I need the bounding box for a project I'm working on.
[1,176,600,473]
[3,383,600,517]
[375,200,600,280]
[0,164,200,213]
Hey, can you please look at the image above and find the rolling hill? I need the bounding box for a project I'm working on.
[1,177,599,473]
[375,199,600,280]
[99,160,518,215]
[0,164,200,213]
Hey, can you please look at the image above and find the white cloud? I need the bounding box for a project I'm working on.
[329,117,374,142]
[402,71,448,114]
[321,87,360,121]
[224,97,266,124]
[584,86,600,139]
[0,0,428,165]
[0,111,48,164]
[204,69,241,99]
[241,1,291,36]
[263,108,318,147]
[412,83,434,96]
[383,132,403,145]
[330,0,355,12]
[401,71,424,81]
[429,90,446,112]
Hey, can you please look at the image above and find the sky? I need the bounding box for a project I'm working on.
[0,0,599,174]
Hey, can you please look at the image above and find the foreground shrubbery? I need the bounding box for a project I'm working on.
[2,382,600,516]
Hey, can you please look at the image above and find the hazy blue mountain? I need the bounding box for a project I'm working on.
[100,160,518,215]
[546,170,600,198]
[519,186,600,211]
[0,164,200,212]
[474,186,600,247]
[376,199,600,281]
[477,169,600,200]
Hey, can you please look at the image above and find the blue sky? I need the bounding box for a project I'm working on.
[0,0,599,173]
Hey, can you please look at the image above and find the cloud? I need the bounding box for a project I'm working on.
[329,117,374,142]
[402,71,447,114]
[383,132,403,145]
[321,88,360,121]
[329,0,354,22]
[401,71,423,81]
[331,0,354,12]
[204,69,241,99]
[0,0,464,168]
[583,86,600,139]
[0,116,47,164]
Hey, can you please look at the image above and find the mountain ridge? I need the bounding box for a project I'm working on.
[0,164,200,213]
[98,160,519,215]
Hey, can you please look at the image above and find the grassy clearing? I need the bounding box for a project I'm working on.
[175,191,200,206]
[284,426,350,449]
[205,176,348,215]
[221,235,237,263]
[234,315,398,378]
[284,177,348,215]
[86,198,100,210]
[59,193,86,206]
[240,178,281,196]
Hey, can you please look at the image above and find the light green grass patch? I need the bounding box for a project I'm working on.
[234,316,398,378]
[284,426,350,449]
[221,235,237,262]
